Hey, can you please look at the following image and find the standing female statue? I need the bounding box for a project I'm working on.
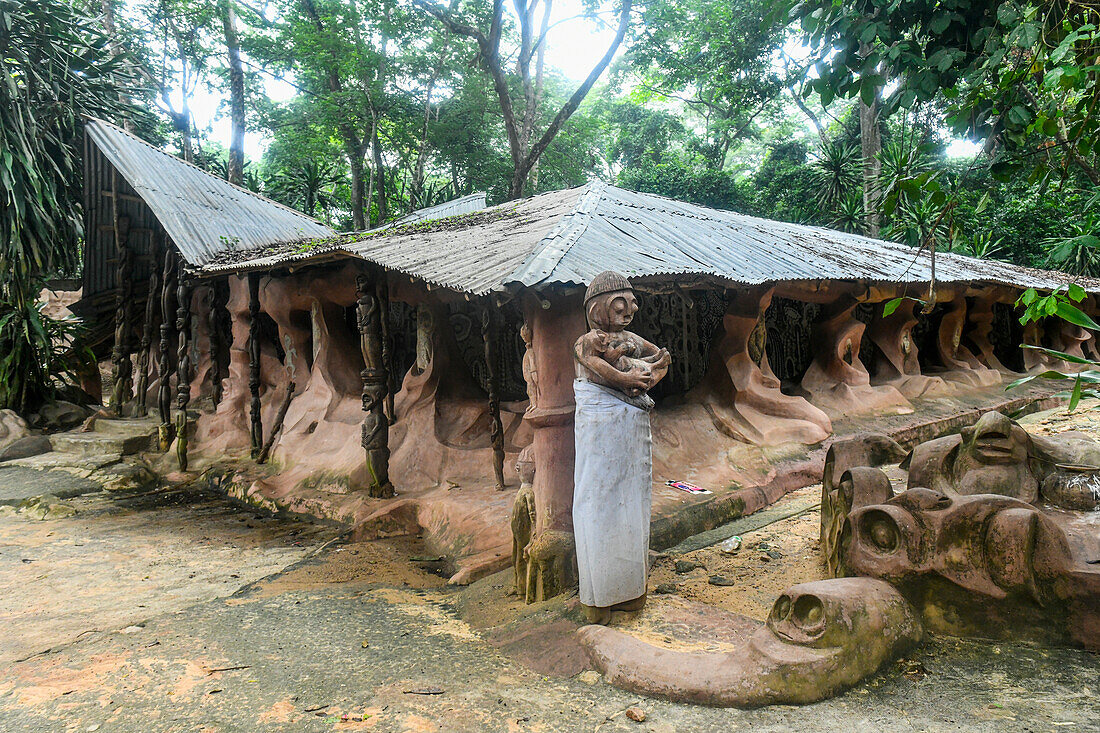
[573,271,671,624]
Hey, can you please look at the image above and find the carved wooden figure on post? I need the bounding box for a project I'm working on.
[356,271,393,498]
[157,249,177,451]
[247,272,263,458]
[572,271,671,624]
[110,214,134,414]
[134,236,161,415]
[174,271,192,470]
[482,303,506,489]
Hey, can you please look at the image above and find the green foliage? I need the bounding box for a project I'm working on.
[795,0,1100,185]
[810,140,860,209]
[1009,285,1100,410]
[629,0,791,169]
[616,158,754,212]
[0,0,143,412]
[0,288,89,414]
[1041,211,1100,277]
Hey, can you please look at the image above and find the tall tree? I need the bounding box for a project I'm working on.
[416,0,633,199]
[628,0,790,170]
[221,0,247,186]
[795,0,1100,186]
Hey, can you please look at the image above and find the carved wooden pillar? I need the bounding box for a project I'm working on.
[157,249,177,451]
[175,271,193,470]
[482,301,506,490]
[356,270,393,498]
[519,289,585,602]
[109,208,135,414]
[134,233,161,415]
[377,272,395,424]
[209,278,229,407]
[247,272,263,459]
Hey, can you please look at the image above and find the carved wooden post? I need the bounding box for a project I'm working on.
[356,270,393,498]
[157,249,177,451]
[175,271,192,470]
[247,272,263,459]
[134,233,161,415]
[481,301,506,490]
[376,271,395,424]
[209,278,229,406]
[519,290,585,602]
[109,203,135,413]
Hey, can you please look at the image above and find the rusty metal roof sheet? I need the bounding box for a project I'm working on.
[202,188,586,294]
[85,118,334,266]
[379,192,488,229]
[192,178,1097,296]
[508,182,1097,293]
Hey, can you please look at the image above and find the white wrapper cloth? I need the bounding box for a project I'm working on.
[572,379,653,608]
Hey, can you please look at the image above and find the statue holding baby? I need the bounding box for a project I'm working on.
[573,271,671,624]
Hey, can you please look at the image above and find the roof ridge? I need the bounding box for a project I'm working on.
[83,116,331,228]
[505,180,606,288]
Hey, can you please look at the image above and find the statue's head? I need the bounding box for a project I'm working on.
[584,270,637,332]
[958,411,1032,467]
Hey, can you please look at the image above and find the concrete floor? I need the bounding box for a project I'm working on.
[0,472,1098,732]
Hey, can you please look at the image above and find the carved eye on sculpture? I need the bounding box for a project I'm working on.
[772,594,792,622]
[767,591,828,645]
[861,509,901,554]
[791,594,826,636]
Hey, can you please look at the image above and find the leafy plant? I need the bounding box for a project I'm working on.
[1009,285,1100,411]
[810,140,861,209]
[0,0,143,413]
[0,287,90,413]
[1041,212,1100,277]
[951,231,1004,260]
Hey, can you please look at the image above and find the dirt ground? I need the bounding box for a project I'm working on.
[2,403,1100,731]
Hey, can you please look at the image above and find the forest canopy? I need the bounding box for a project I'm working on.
[7,0,1100,280]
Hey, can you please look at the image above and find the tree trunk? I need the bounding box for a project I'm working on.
[100,0,134,131]
[346,139,367,230]
[221,0,246,186]
[301,0,367,229]
[859,43,882,238]
[371,112,389,223]
[859,96,882,238]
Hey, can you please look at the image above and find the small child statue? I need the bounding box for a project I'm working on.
[572,271,671,624]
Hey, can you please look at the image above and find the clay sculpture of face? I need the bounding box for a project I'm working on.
[904,411,1040,502]
[578,577,921,707]
[842,489,1074,603]
[904,410,1100,509]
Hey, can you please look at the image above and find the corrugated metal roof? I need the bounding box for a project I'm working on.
[191,178,1098,297]
[508,182,1095,292]
[85,118,334,266]
[201,188,586,295]
[378,193,487,229]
